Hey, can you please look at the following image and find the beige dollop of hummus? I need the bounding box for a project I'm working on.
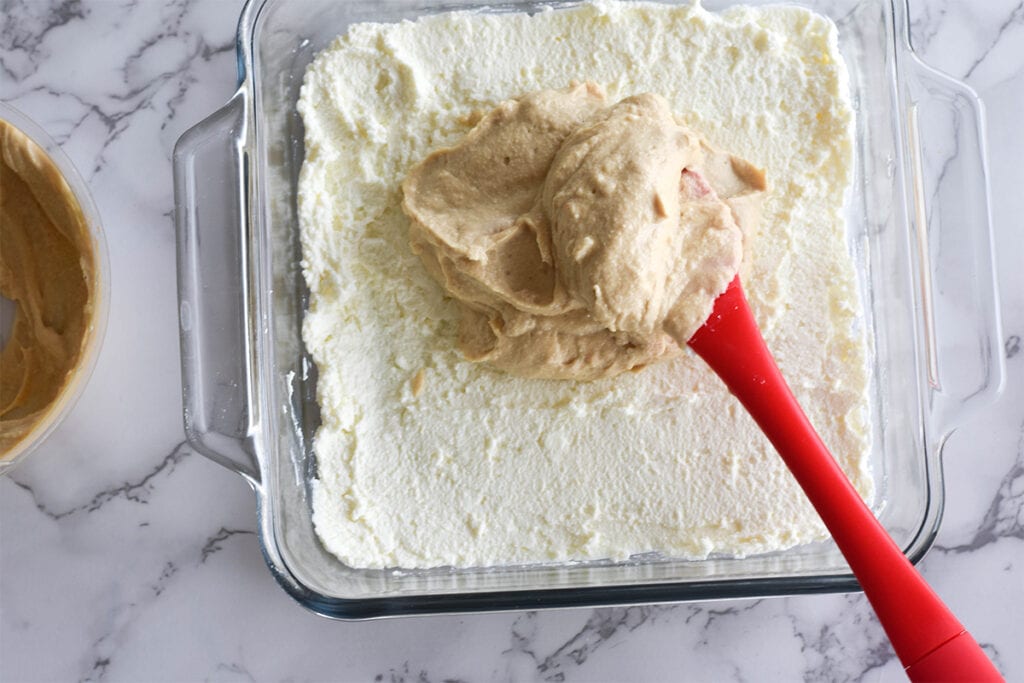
[402,83,765,380]
[0,118,96,456]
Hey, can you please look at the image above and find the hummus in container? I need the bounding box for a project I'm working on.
[0,105,107,473]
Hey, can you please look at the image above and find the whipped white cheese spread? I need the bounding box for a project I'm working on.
[298,0,872,569]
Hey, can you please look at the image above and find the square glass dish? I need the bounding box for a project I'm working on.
[173,0,1004,618]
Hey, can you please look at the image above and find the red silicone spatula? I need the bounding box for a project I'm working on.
[687,276,1002,682]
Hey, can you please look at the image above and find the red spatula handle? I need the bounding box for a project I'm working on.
[687,277,1002,682]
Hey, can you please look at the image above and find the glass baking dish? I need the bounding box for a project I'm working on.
[173,0,1004,618]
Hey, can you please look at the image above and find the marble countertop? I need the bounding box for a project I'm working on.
[1,1,1021,680]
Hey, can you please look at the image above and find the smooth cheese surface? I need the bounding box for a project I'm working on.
[298,0,872,569]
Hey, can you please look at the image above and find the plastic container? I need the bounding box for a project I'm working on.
[0,102,110,476]
[173,0,1004,618]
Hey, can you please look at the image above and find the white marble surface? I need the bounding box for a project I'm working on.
[1,0,1021,680]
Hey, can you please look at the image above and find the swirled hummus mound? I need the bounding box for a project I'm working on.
[402,82,765,380]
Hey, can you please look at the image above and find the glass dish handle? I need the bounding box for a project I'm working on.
[904,57,1006,433]
[173,92,259,483]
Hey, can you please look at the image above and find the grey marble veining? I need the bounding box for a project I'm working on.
[1,1,1022,681]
